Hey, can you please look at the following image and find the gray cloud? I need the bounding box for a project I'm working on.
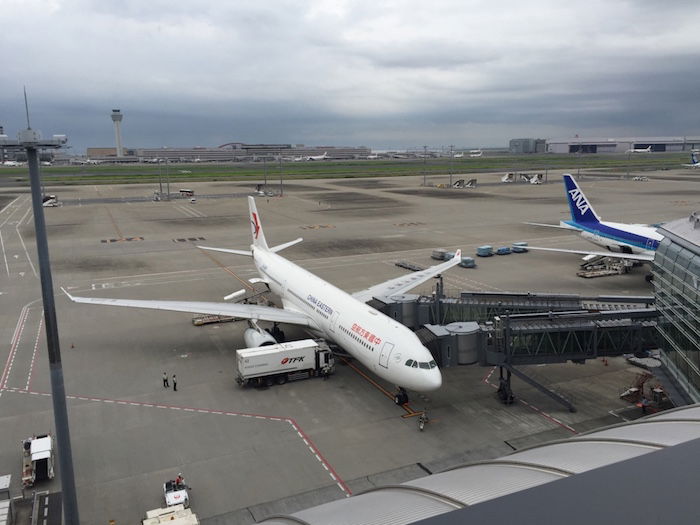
[1,0,700,152]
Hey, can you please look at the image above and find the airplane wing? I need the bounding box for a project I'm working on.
[62,289,314,326]
[526,246,655,262]
[352,250,462,303]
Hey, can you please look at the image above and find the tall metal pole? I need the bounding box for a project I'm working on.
[449,144,454,188]
[166,158,170,200]
[263,156,267,191]
[423,145,427,186]
[26,145,80,525]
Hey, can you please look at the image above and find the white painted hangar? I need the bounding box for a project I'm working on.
[546,136,700,154]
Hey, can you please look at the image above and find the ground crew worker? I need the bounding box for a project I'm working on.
[172,374,177,391]
[163,372,169,388]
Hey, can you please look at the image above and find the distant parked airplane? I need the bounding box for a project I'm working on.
[452,152,464,158]
[626,146,652,153]
[526,174,661,262]
[306,152,329,161]
[682,152,699,168]
[366,154,380,160]
[469,149,483,158]
[2,160,22,166]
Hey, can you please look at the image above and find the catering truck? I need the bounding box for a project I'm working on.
[21,434,55,488]
[236,339,335,387]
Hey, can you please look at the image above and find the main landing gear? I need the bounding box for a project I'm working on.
[394,387,409,405]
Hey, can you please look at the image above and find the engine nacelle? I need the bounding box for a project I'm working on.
[243,327,277,348]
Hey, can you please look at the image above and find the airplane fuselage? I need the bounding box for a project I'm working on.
[253,248,442,391]
[570,219,661,258]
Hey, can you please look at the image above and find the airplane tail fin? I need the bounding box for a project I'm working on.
[248,196,269,250]
[692,152,698,165]
[563,174,601,224]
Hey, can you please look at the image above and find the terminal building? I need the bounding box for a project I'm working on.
[545,136,700,154]
[86,143,370,162]
[652,211,700,403]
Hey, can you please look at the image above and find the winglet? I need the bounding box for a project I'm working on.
[453,249,461,259]
[248,196,269,250]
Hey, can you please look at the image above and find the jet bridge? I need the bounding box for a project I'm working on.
[371,285,659,412]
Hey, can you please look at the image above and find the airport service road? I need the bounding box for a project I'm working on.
[0,171,697,523]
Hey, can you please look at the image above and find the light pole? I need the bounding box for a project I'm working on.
[449,144,454,188]
[0,128,80,525]
[422,145,428,186]
[278,151,283,197]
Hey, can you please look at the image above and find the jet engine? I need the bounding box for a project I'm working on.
[243,325,277,348]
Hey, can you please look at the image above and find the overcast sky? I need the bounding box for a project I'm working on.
[2,0,700,153]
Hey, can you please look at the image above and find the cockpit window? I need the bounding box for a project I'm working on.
[419,362,430,369]
[412,361,418,368]
[429,360,437,369]
[405,359,415,367]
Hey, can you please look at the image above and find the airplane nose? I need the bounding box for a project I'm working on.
[430,368,443,390]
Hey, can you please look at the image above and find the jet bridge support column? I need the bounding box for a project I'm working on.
[495,313,577,413]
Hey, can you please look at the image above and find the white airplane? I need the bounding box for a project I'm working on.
[452,152,464,159]
[41,161,52,166]
[682,152,699,168]
[64,197,461,402]
[306,152,329,161]
[626,146,652,153]
[526,174,662,262]
[366,154,380,160]
[469,149,483,158]
[292,156,304,162]
[2,160,23,166]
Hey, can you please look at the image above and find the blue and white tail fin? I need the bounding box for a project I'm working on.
[563,174,601,225]
[691,152,699,165]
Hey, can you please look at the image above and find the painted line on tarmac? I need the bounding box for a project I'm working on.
[15,206,38,278]
[0,386,351,496]
[0,196,28,277]
[482,366,578,435]
[2,305,31,389]
[25,317,43,391]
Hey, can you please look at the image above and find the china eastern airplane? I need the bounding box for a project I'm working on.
[64,197,461,402]
[682,152,699,168]
[525,174,662,262]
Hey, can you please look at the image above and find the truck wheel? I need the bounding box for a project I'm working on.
[276,375,288,385]
[265,377,274,387]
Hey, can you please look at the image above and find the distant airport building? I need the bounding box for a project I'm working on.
[509,138,545,154]
[84,143,370,162]
[652,211,700,403]
[546,136,700,154]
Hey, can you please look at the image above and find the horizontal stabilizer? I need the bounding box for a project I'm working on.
[524,221,581,231]
[270,237,303,253]
[197,246,253,257]
[527,246,654,262]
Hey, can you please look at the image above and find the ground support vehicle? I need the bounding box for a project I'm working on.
[236,339,335,387]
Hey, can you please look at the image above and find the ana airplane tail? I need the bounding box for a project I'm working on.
[563,174,601,225]
[692,152,699,165]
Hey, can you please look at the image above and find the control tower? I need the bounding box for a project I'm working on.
[110,109,124,157]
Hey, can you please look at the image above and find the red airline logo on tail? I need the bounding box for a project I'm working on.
[251,212,261,239]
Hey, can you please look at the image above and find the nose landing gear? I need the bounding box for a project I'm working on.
[394,387,409,405]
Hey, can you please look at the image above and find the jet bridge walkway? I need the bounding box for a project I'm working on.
[372,285,659,412]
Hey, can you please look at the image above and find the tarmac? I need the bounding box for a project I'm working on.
[0,168,698,523]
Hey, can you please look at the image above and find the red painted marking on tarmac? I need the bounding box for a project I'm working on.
[484,369,578,435]
[482,366,497,384]
[2,386,350,495]
[25,317,43,390]
[287,418,352,496]
[2,306,30,389]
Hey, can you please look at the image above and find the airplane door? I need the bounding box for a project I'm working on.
[379,342,395,369]
[329,311,340,334]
